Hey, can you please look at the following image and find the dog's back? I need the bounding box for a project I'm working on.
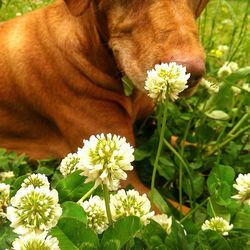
[0,0,209,160]
[0,2,138,159]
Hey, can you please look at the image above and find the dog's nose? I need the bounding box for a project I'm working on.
[161,58,205,87]
[174,59,205,87]
[185,60,205,86]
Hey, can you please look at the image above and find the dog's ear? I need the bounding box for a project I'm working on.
[195,0,209,17]
[64,0,92,16]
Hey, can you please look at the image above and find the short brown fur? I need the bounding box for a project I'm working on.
[0,0,209,193]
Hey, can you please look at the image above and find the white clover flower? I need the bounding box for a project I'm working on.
[21,173,50,189]
[218,65,232,78]
[0,183,10,218]
[232,173,250,205]
[0,171,15,181]
[7,186,62,234]
[11,232,60,250]
[152,214,172,234]
[221,19,233,26]
[228,62,239,72]
[201,217,233,236]
[231,86,241,95]
[218,62,239,78]
[110,189,154,225]
[77,133,134,191]
[145,62,190,102]
[200,78,219,93]
[218,45,229,53]
[79,196,108,234]
[59,153,80,176]
[242,83,250,93]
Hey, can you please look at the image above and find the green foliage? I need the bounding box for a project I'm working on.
[50,202,99,250]
[196,231,231,250]
[0,0,52,20]
[122,76,134,97]
[60,201,87,225]
[101,216,141,250]
[164,220,191,250]
[139,221,167,249]
[0,223,17,250]
[207,165,235,206]
[149,188,171,214]
[0,148,30,177]
[55,170,94,202]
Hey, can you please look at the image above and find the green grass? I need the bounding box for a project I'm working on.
[0,0,52,20]
[200,0,250,65]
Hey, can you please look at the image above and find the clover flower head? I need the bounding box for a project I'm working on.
[231,86,241,95]
[79,196,108,234]
[7,186,62,234]
[221,19,233,26]
[110,189,154,225]
[228,62,239,72]
[0,171,15,181]
[242,83,250,93]
[145,62,190,103]
[232,173,250,205]
[152,214,172,234]
[218,45,229,53]
[21,173,50,189]
[59,153,80,176]
[201,217,233,236]
[0,183,10,217]
[77,133,134,191]
[11,232,60,250]
[200,78,219,93]
[218,61,238,78]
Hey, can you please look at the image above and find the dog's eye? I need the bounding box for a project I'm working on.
[112,23,134,37]
[119,24,133,34]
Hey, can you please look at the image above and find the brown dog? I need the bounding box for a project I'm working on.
[0,0,208,193]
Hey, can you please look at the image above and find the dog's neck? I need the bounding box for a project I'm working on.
[46,0,123,93]
[42,1,152,122]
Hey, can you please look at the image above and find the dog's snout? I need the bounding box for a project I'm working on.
[185,60,205,84]
[161,58,205,87]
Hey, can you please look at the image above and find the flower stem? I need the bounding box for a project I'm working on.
[179,163,183,215]
[208,198,216,217]
[103,184,113,225]
[78,185,96,203]
[179,119,192,215]
[180,197,209,223]
[227,112,249,137]
[163,139,195,210]
[151,102,168,198]
[215,125,227,164]
[206,124,250,156]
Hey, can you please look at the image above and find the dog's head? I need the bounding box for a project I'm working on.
[64,0,209,95]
